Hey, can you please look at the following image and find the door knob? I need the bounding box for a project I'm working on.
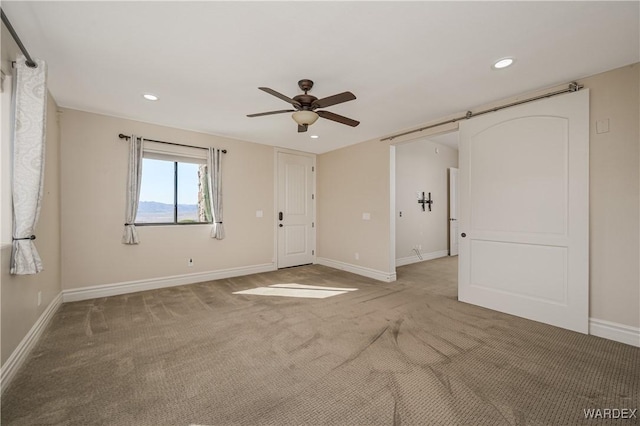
[279,212,283,221]
[279,224,283,227]
[461,233,466,238]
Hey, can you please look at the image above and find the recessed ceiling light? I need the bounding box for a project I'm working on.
[143,93,159,101]
[310,135,319,139]
[493,57,515,70]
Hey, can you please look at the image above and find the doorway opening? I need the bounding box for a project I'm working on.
[394,131,459,268]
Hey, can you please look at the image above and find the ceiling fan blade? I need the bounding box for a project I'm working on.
[317,110,360,127]
[259,87,302,108]
[298,124,308,133]
[312,91,356,109]
[247,109,295,118]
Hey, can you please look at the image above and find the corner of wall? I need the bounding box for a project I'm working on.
[317,139,393,278]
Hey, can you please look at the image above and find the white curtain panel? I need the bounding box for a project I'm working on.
[10,55,47,275]
[122,136,143,244]
[207,148,225,239]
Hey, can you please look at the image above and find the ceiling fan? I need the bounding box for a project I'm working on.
[247,79,360,133]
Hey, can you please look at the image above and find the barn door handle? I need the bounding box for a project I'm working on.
[461,233,466,238]
[279,224,283,228]
[449,218,457,221]
[279,212,283,221]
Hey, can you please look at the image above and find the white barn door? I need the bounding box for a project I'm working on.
[458,90,589,333]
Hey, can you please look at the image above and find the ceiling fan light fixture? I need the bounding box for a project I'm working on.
[292,110,319,126]
[248,80,358,132]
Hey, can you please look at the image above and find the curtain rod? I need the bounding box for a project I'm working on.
[118,134,227,154]
[380,82,583,142]
[1,9,37,68]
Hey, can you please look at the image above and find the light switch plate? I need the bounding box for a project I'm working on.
[596,119,610,134]
[362,213,371,220]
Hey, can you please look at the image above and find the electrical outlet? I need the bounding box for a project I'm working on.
[37,291,42,307]
[355,252,359,260]
[188,258,194,267]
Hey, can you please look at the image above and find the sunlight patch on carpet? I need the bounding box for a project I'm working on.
[233,283,358,299]
[269,283,357,291]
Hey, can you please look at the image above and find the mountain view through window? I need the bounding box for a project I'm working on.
[136,158,211,224]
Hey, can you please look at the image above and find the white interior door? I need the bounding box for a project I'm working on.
[458,90,589,333]
[277,152,315,268]
[449,167,459,256]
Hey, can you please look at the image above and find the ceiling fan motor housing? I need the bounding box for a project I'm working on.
[293,94,318,110]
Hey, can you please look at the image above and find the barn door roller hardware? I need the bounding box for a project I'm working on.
[381,82,583,142]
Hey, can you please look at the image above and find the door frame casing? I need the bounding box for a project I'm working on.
[448,167,459,256]
[273,147,317,268]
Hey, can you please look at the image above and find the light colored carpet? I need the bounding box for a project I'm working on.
[2,257,638,425]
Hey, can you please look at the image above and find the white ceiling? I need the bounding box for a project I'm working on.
[3,1,638,154]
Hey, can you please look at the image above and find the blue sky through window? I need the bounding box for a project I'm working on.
[139,159,200,204]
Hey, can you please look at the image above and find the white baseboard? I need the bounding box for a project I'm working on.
[62,263,277,302]
[1,292,62,394]
[589,318,640,347]
[395,249,449,267]
[316,257,396,282]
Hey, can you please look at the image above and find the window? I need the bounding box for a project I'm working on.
[135,142,211,225]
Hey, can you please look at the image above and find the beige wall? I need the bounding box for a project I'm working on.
[317,139,392,275]
[59,109,275,290]
[395,139,458,261]
[583,64,639,328]
[1,93,62,365]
